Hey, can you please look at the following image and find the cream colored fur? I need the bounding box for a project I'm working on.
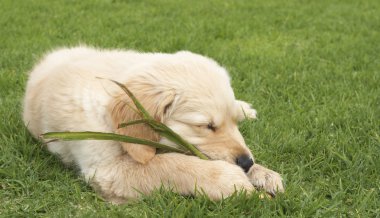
[23,46,283,203]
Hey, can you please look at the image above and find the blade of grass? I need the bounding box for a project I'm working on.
[109,79,152,120]
[118,119,149,128]
[41,131,187,154]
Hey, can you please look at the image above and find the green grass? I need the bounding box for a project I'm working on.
[1,0,379,216]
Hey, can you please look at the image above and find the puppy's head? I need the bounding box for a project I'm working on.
[111,51,255,171]
[161,53,254,172]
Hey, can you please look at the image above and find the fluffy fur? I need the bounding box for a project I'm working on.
[23,46,283,203]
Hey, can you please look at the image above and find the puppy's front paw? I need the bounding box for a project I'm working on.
[236,100,257,120]
[246,164,284,196]
[201,161,254,200]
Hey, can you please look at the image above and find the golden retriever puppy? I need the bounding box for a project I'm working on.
[23,46,283,203]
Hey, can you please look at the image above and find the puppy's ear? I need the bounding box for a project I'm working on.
[108,81,176,164]
[235,100,257,121]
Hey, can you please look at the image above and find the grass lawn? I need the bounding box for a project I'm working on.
[1,0,379,216]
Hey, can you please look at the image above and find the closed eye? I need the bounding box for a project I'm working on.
[172,118,217,132]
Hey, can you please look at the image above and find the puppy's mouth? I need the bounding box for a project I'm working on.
[195,146,254,173]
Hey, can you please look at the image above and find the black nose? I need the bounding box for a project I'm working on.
[236,155,254,173]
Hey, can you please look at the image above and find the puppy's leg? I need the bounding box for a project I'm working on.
[246,164,284,196]
[90,153,254,203]
[236,100,257,120]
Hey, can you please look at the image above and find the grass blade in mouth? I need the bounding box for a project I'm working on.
[41,79,209,160]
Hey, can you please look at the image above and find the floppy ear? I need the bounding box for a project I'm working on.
[235,100,257,121]
[108,79,176,164]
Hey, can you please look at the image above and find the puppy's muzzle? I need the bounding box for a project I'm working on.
[236,155,254,173]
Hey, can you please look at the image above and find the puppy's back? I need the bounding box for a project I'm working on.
[22,47,133,137]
